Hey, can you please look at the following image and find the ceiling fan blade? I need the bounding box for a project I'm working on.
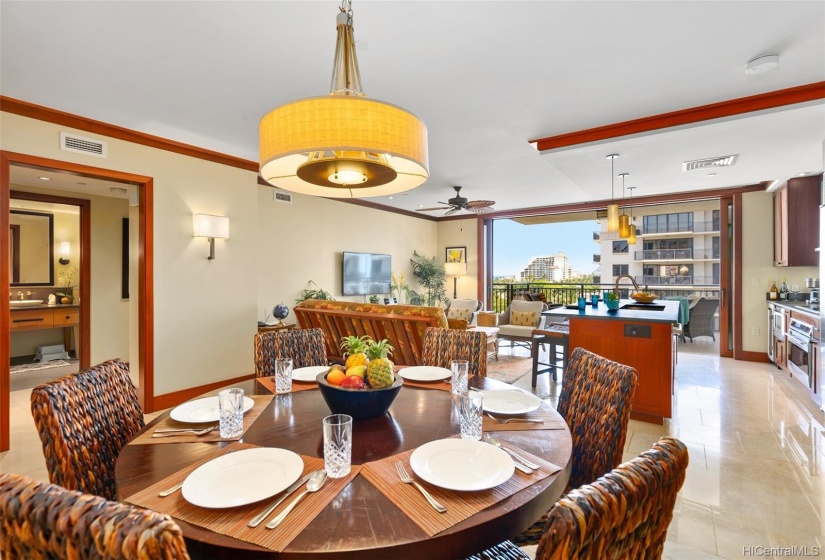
[416,206,452,212]
[444,207,460,216]
[466,200,495,208]
[468,206,494,214]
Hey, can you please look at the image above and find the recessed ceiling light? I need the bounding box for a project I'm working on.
[388,196,393,200]
[796,172,811,177]
[38,176,50,181]
[744,54,779,76]
[707,172,717,176]
[418,204,424,208]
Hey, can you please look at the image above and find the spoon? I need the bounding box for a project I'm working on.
[266,470,328,529]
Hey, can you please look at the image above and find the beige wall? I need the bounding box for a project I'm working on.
[256,188,438,315]
[741,190,818,353]
[437,218,480,301]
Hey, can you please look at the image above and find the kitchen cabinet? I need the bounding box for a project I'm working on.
[773,175,821,267]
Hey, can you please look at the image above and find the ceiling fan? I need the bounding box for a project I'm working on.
[415,186,496,216]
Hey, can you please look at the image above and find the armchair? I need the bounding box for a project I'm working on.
[444,298,483,326]
[497,299,548,350]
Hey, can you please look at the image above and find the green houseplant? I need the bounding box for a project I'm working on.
[409,251,446,307]
[296,280,334,303]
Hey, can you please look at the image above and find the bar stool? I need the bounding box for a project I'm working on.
[531,322,570,387]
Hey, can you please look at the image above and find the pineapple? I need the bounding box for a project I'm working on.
[366,339,395,388]
[340,335,371,369]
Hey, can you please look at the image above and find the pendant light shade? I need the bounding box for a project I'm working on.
[627,186,637,244]
[618,172,630,238]
[259,4,428,198]
[606,154,619,232]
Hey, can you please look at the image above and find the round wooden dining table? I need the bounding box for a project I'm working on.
[115,376,572,559]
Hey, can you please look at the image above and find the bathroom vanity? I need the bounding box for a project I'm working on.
[10,303,80,359]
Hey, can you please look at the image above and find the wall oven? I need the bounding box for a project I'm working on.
[787,318,814,389]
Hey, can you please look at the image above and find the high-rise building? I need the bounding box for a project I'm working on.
[519,253,572,281]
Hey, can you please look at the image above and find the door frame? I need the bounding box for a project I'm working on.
[1,151,154,452]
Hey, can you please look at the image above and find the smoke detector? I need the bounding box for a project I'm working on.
[682,155,738,172]
[745,54,779,76]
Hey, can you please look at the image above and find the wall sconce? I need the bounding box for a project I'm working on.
[193,214,229,260]
[444,262,467,299]
[58,242,71,265]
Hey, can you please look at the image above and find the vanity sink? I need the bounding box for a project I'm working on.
[620,304,666,311]
[10,300,44,306]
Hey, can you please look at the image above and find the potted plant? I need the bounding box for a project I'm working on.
[605,291,620,311]
[56,266,78,304]
[296,280,334,303]
[409,251,446,307]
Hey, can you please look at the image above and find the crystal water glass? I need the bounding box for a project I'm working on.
[451,360,469,395]
[274,358,293,394]
[459,391,483,440]
[218,388,244,439]
[323,414,353,478]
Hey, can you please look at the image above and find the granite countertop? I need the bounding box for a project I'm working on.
[9,303,80,310]
[768,299,820,318]
[543,299,680,324]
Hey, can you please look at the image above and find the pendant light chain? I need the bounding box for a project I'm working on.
[340,0,354,26]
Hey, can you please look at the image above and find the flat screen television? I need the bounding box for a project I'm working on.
[342,252,392,296]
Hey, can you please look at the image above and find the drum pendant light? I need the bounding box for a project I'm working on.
[606,154,619,232]
[627,186,637,244]
[618,173,631,239]
[259,1,428,198]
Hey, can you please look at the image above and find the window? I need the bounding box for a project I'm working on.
[612,240,628,253]
[612,264,629,276]
[642,212,693,234]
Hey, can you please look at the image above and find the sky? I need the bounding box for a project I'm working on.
[492,218,599,278]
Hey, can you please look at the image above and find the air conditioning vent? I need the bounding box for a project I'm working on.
[60,132,107,158]
[273,191,293,204]
[682,155,737,172]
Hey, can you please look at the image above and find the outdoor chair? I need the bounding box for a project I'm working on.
[421,327,488,377]
[254,327,328,375]
[514,347,638,546]
[682,297,720,342]
[0,472,190,559]
[444,298,483,326]
[31,358,144,500]
[497,300,548,351]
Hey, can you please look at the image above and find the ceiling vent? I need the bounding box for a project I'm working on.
[273,190,293,204]
[60,132,107,158]
[682,155,737,172]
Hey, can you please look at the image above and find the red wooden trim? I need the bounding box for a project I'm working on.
[153,373,255,411]
[719,196,733,359]
[9,225,20,282]
[733,193,744,360]
[0,154,11,451]
[483,183,767,221]
[531,82,825,151]
[476,216,485,304]
[140,180,155,412]
[740,351,771,363]
[1,96,258,173]
[327,197,438,222]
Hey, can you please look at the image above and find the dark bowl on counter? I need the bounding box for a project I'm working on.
[316,372,403,421]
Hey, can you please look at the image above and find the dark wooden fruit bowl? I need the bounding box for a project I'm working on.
[316,372,404,420]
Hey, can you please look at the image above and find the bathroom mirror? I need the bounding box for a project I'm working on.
[9,209,54,286]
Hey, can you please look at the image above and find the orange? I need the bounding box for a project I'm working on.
[326,370,346,386]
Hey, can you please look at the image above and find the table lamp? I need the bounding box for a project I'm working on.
[444,262,467,299]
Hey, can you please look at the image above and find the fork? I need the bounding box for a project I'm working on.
[485,413,543,424]
[152,425,218,438]
[395,462,446,513]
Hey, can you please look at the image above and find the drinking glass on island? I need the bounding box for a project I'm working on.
[274,358,293,394]
[451,360,469,395]
[218,388,244,438]
[577,296,587,310]
[459,391,483,440]
[591,294,599,306]
[323,414,353,478]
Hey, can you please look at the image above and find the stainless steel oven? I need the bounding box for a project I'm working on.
[788,318,814,388]
[768,305,785,364]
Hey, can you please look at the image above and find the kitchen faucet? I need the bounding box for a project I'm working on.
[614,274,641,298]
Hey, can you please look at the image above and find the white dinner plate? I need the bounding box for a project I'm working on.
[410,439,514,491]
[479,390,541,415]
[398,366,451,382]
[292,365,328,382]
[181,448,303,508]
[170,396,255,423]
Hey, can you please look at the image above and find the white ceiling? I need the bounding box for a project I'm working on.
[1,1,823,215]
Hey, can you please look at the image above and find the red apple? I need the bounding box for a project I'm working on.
[340,375,365,389]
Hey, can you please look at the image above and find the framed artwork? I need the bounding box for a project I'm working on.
[446,246,466,264]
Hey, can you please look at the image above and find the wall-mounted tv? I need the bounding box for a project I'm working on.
[342,252,392,296]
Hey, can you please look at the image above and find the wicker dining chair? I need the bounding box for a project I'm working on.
[536,437,689,559]
[513,347,638,546]
[30,358,144,501]
[254,327,328,376]
[421,327,488,377]
[0,472,190,560]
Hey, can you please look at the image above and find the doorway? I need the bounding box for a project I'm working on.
[1,151,154,452]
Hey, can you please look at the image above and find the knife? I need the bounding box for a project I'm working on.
[501,447,540,470]
[248,471,318,528]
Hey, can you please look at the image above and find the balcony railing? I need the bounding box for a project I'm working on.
[636,275,719,286]
[642,220,720,235]
[489,282,720,313]
[634,248,720,260]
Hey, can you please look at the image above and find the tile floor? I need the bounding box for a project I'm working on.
[3,346,824,559]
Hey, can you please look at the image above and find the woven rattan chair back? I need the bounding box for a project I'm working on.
[557,347,638,490]
[537,437,689,559]
[0,472,190,560]
[30,358,144,500]
[254,328,328,376]
[421,327,488,377]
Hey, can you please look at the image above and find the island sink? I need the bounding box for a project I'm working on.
[620,304,666,311]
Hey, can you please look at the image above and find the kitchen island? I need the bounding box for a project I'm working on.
[544,299,680,424]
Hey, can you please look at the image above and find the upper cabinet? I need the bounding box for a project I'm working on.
[774,174,821,267]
